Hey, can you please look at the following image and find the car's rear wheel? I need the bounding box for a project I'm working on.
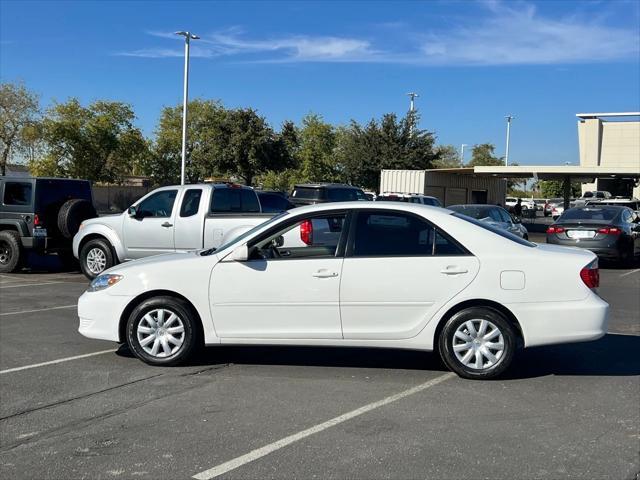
[0,230,23,273]
[80,238,115,279]
[126,296,199,366]
[438,307,516,380]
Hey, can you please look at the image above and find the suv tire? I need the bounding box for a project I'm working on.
[0,230,23,273]
[58,199,97,239]
[80,238,115,279]
[438,307,516,380]
[126,296,200,366]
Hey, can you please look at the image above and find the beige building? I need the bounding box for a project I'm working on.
[577,112,640,198]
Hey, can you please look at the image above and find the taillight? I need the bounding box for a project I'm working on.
[546,226,565,234]
[580,260,599,289]
[34,214,41,226]
[300,220,312,245]
[597,226,621,235]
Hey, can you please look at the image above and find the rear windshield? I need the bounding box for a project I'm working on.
[210,188,260,213]
[327,188,366,202]
[291,187,323,201]
[560,207,619,221]
[453,213,536,247]
[423,197,442,207]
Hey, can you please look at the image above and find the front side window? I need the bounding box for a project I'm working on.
[180,189,203,217]
[250,213,347,260]
[351,211,467,257]
[3,182,32,206]
[137,190,177,218]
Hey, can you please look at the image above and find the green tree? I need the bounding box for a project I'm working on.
[467,143,504,167]
[433,144,461,169]
[538,180,581,198]
[30,98,149,183]
[0,82,40,176]
[298,113,338,182]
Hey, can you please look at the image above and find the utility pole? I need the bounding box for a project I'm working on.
[460,144,468,167]
[504,115,514,166]
[407,92,419,112]
[176,31,200,185]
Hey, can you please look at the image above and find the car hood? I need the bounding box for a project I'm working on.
[104,250,216,275]
[82,213,123,229]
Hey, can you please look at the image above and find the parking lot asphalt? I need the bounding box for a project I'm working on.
[0,257,638,479]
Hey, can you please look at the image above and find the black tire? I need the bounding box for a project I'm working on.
[126,296,200,366]
[57,199,97,239]
[79,238,115,280]
[0,230,23,273]
[438,307,516,380]
[619,243,635,268]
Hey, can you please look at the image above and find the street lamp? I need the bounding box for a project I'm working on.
[504,115,514,166]
[407,92,419,112]
[460,144,468,167]
[175,31,200,185]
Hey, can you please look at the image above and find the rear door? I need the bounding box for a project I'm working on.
[123,188,178,259]
[339,209,479,340]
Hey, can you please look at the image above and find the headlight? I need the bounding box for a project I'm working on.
[88,274,123,292]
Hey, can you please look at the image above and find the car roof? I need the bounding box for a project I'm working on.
[293,183,361,189]
[286,200,452,218]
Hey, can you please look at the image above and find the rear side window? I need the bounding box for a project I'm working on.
[258,193,292,213]
[3,182,32,206]
[210,188,260,213]
[424,198,442,207]
[180,189,202,217]
[351,211,467,257]
[291,187,323,201]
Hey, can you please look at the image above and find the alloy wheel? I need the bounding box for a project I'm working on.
[86,247,107,275]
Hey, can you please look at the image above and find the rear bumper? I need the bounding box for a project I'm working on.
[546,237,621,259]
[507,293,609,348]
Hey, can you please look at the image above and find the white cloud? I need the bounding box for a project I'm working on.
[117,1,639,65]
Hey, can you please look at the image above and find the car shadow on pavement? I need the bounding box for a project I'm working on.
[504,333,640,379]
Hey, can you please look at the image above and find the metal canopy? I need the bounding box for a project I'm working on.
[426,166,640,181]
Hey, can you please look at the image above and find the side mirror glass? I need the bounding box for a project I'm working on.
[128,206,138,217]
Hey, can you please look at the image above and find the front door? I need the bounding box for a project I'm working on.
[340,210,480,340]
[210,212,347,339]
[123,188,178,259]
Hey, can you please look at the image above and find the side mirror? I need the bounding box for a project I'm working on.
[128,206,138,217]
[511,215,521,224]
[228,244,249,262]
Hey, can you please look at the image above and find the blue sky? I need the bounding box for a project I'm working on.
[1,0,639,166]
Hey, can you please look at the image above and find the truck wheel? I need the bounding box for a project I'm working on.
[80,238,114,279]
[58,199,97,239]
[0,230,23,273]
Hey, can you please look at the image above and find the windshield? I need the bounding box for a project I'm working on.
[559,207,619,222]
[201,212,288,255]
[453,213,536,247]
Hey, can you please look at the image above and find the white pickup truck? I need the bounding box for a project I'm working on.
[73,184,276,279]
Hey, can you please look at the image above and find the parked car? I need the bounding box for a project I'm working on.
[546,206,640,265]
[585,198,640,212]
[289,183,368,207]
[78,202,608,379]
[550,198,576,220]
[0,177,96,273]
[256,191,295,213]
[574,191,612,208]
[505,197,535,214]
[377,192,442,207]
[363,191,377,201]
[447,204,529,239]
[73,183,274,279]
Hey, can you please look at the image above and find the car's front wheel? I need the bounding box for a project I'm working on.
[80,238,115,279]
[126,296,200,366]
[438,307,516,379]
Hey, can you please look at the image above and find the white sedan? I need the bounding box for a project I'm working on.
[78,202,609,379]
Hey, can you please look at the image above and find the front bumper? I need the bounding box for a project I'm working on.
[78,291,133,342]
[507,293,609,348]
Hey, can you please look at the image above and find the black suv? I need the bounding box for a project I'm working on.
[0,177,96,272]
[289,183,368,207]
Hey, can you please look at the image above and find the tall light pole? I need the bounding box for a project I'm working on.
[175,31,200,185]
[407,92,419,112]
[504,115,514,166]
[460,144,468,167]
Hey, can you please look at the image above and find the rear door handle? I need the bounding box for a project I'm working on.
[312,270,338,278]
[440,266,468,275]
[161,222,173,228]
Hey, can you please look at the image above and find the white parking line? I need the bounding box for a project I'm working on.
[0,349,117,375]
[619,269,640,278]
[0,304,76,316]
[192,372,455,480]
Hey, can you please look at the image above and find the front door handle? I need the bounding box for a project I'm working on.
[161,222,173,228]
[440,266,468,275]
[312,269,338,278]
